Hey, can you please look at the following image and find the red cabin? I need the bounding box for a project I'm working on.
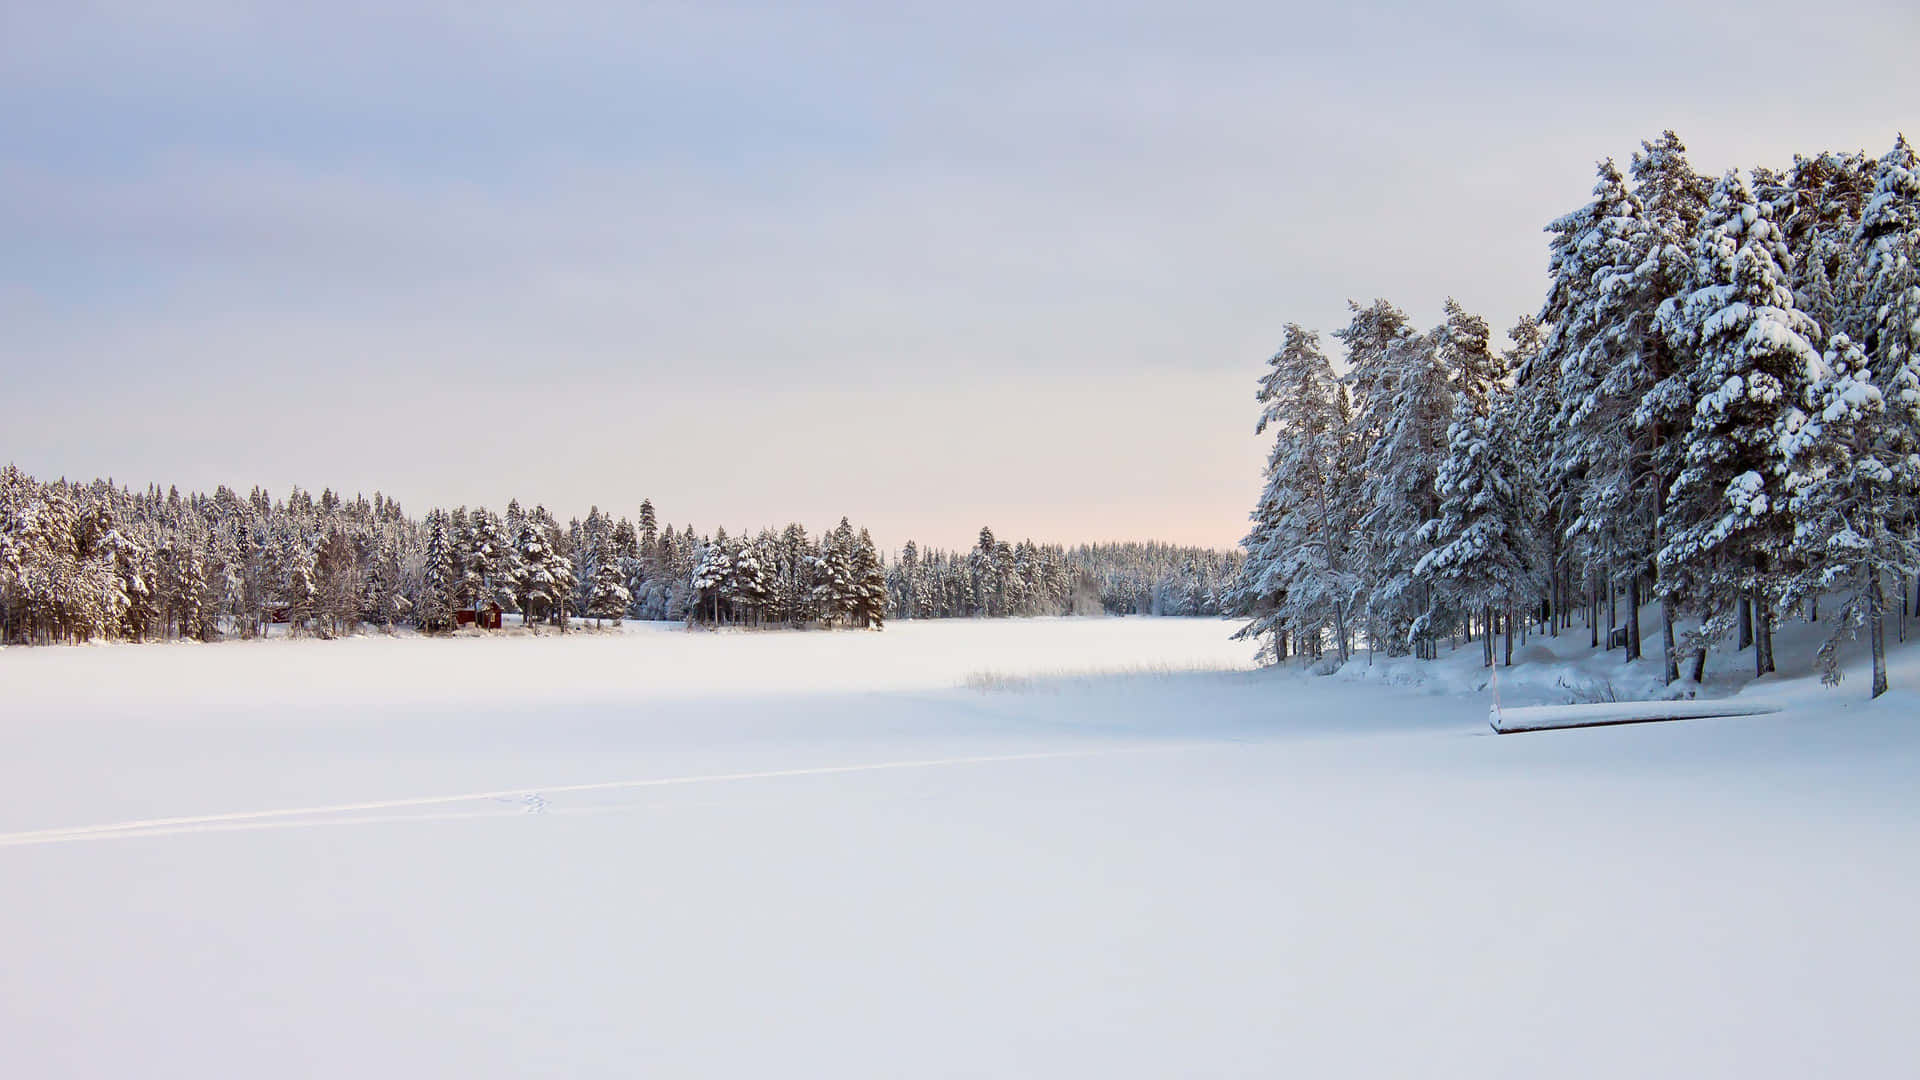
[455,602,503,630]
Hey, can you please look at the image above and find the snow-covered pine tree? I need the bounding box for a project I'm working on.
[513,516,562,629]
[1504,314,1566,636]
[770,523,808,627]
[278,529,318,637]
[896,540,920,620]
[968,526,998,617]
[1656,169,1825,677]
[1628,133,1715,678]
[851,527,887,630]
[416,509,456,633]
[1778,150,1877,340]
[1858,137,1920,395]
[637,499,659,561]
[1234,324,1356,664]
[1332,299,1413,653]
[1438,299,1502,413]
[1543,159,1651,661]
[690,526,733,626]
[1232,326,1293,654]
[478,510,520,620]
[813,521,857,627]
[541,511,576,633]
[1415,387,1541,667]
[586,531,631,627]
[729,532,775,626]
[1357,327,1454,658]
[1780,333,1920,697]
[664,525,697,623]
[447,507,474,613]
[1335,299,1413,432]
[361,548,396,629]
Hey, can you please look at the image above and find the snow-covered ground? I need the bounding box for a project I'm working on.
[2,617,1915,1078]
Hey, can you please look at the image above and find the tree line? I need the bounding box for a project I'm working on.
[1234,132,1920,697]
[0,469,1238,643]
[888,530,1240,621]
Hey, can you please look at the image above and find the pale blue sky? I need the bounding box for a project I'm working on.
[4,1,1914,547]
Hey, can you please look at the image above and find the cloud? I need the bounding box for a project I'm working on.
[3,0,1916,548]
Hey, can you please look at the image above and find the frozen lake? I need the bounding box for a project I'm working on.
[2,617,1914,1078]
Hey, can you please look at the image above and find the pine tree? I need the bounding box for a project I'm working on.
[1438,299,1502,411]
[1779,150,1876,339]
[1656,169,1824,676]
[415,510,456,632]
[1357,327,1453,658]
[1235,324,1355,663]
[851,528,887,630]
[897,540,921,620]
[813,521,857,627]
[479,510,521,620]
[586,531,631,627]
[1858,137,1920,394]
[1543,159,1652,660]
[637,499,659,561]
[547,534,576,634]
[735,533,777,626]
[1628,133,1715,678]
[1780,333,1920,696]
[514,516,562,629]
[1416,388,1541,667]
[691,527,733,626]
[969,526,998,616]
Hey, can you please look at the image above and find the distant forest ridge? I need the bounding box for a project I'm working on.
[0,466,1241,645]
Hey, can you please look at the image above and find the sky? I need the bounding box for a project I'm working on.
[3,2,1914,551]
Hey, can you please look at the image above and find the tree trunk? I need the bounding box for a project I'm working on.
[1606,560,1618,650]
[1900,573,1909,644]
[1737,594,1753,651]
[1690,646,1707,684]
[1551,564,1561,635]
[1758,593,1775,675]
[1504,603,1515,667]
[1661,597,1679,685]
[1869,563,1888,699]
[1626,572,1643,661]
[1589,568,1600,649]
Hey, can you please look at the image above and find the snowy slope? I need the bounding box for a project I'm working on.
[1,617,1915,1078]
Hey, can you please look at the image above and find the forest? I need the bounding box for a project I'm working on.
[0,471,1238,644]
[1234,132,1920,697]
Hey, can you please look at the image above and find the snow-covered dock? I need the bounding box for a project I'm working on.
[1491,698,1784,734]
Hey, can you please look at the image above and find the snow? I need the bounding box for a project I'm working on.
[3,617,1918,1078]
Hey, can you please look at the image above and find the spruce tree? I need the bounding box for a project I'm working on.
[416,510,455,633]
[852,527,888,630]
[691,527,733,626]
[586,532,631,627]
[813,522,856,627]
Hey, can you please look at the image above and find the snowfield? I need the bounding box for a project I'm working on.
[2,617,1916,1078]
